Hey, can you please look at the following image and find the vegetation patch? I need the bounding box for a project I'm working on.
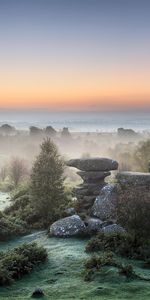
[30,138,68,227]
[0,212,29,241]
[1,139,72,238]
[0,242,48,286]
[84,252,150,282]
[117,184,150,239]
[85,232,150,261]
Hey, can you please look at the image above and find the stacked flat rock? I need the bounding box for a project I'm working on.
[67,158,118,212]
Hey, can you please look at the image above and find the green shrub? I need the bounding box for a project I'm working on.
[3,140,71,231]
[10,183,29,201]
[0,242,48,285]
[4,194,30,214]
[30,139,67,226]
[0,181,14,192]
[84,252,150,282]
[0,213,29,241]
[117,184,150,239]
[4,191,46,230]
[119,264,135,278]
[134,140,150,172]
[85,232,150,261]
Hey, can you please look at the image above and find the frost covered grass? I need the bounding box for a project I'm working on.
[0,232,150,299]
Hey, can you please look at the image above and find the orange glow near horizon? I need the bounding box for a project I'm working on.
[0,71,150,110]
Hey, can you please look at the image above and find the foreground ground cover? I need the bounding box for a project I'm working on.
[0,232,150,300]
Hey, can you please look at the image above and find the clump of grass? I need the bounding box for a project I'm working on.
[0,242,48,286]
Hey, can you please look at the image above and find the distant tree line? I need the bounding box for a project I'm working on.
[0,123,71,138]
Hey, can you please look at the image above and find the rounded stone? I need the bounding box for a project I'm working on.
[66,158,118,171]
[49,215,86,237]
[102,224,126,234]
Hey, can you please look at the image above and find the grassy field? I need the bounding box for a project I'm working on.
[0,232,150,300]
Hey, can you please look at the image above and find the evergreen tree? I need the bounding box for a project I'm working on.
[30,139,65,224]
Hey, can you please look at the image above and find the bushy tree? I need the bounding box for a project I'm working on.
[134,140,150,171]
[29,126,43,136]
[45,126,56,137]
[0,165,8,181]
[30,139,66,224]
[10,157,28,187]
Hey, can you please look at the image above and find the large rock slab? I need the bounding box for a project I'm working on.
[50,215,86,237]
[91,184,118,220]
[66,158,118,171]
[117,171,150,186]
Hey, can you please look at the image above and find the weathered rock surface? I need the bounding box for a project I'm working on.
[67,158,118,171]
[77,171,111,183]
[85,217,103,233]
[50,215,86,237]
[102,224,125,234]
[117,171,150,186]
[91,184,118,220]
[76,183,106,195]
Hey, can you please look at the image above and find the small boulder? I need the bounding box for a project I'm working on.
[102,224,125,234]
[91,184,118,220]
[50,215,86,237]
[85,217,103,234]
[32,288,44,298]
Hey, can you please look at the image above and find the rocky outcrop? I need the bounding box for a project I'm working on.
[50,215,86,237]
[49,215,125,237]
[66,157,118,213]
[117,171,150,186]
[91,184,118,220]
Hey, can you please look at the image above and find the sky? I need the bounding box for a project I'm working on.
[0,0,150,111]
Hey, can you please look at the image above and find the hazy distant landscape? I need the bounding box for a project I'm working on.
[1,110,150,132]
[0,113,150,175]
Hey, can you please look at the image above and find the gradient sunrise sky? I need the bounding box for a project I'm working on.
[0,0,150,110]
